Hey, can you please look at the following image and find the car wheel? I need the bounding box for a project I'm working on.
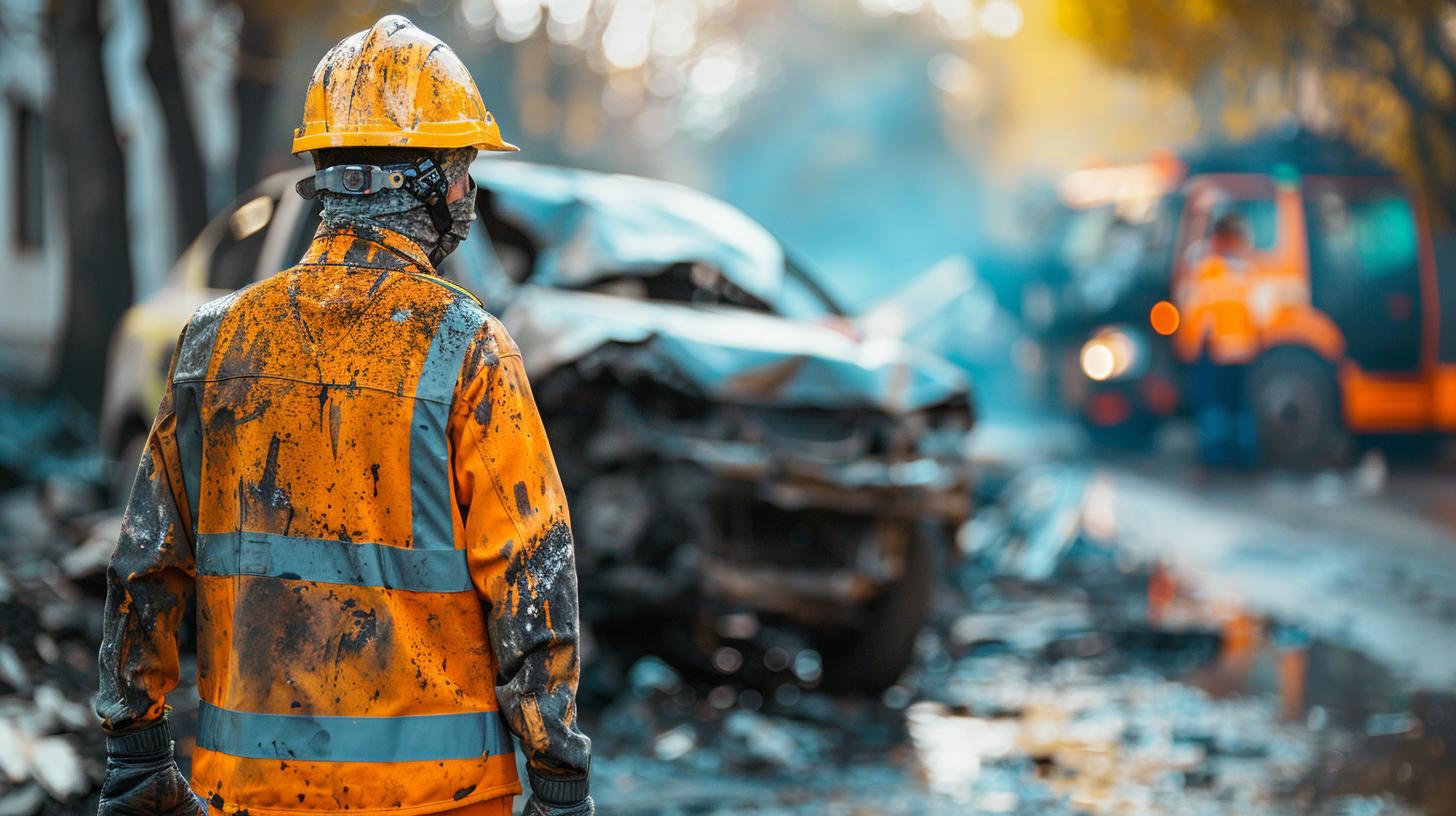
[820,522,941,694]
[1248,348,1347,469]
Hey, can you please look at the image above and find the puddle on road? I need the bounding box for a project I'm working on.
[900,570,1452,815]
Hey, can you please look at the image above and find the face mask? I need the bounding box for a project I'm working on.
[428,177,478,268]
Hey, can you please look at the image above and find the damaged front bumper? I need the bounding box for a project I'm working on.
[661,435,972,516]
[697,447,971,624]
[575,397,974,624]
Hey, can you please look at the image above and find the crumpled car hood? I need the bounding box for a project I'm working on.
[502,287,968,414]
[474,160,791,310]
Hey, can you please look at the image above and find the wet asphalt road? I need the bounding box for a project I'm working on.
[573,422,1456,816]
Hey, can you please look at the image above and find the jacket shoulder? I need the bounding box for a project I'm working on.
[173,288,251,382]
[456,309,521,388]
[479,311,518,356]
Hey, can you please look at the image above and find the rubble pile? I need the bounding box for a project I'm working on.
[585,654,963,815]
[0,395,114,813]
[0,501,113,812]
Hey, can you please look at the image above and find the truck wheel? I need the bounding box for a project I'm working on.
[821,523,940,694]
[1248,349,1347,469]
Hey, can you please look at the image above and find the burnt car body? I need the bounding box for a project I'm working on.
[101,161,976,691]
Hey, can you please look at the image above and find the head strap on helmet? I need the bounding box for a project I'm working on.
[298,155,455,255]
[297,164,408,198]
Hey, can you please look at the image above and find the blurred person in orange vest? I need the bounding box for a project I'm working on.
[93,16,592,816]
[1175,211,1262,468]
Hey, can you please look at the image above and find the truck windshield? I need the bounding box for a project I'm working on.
[1059,201,1177,314]
[1225,198,1278,251]
[1307,183,1419,286]
[1306,178,1422,372]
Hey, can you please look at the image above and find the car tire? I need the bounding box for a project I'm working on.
[821,523,941,694]
[1248,348,1348,470]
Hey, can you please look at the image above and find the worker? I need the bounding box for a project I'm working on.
[94,16,592,816]
[1175,211,1262,468]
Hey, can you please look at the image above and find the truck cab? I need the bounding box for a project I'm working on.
[1171,165,1454,466]
[1056,134,1456,467]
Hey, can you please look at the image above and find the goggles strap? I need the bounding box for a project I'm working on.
[297,164,407,198]
[298,156,456,266]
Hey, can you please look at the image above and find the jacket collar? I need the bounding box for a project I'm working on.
[301,219,436,275]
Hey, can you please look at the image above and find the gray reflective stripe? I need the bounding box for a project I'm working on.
[197,701,514,762]
[173,383,204,537]
[410,299,486,550]
[197,531,471,593]
[173,292,243,537]
[409,398,452,551]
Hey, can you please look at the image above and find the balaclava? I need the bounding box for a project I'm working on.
[319,147,478,269]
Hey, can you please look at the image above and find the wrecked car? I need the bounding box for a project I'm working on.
[100,160,976,691]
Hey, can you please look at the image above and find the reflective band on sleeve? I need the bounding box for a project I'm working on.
[409,298,486,550]
[173,291,244,537]
[174,382,204,537]
[196,531,471,593]
[197,701,515,762]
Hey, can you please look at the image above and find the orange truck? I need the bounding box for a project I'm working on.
[1059,134,1456,466]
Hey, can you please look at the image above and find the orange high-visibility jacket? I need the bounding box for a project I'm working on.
[96,221,591,815]
[1175,254,1262,365]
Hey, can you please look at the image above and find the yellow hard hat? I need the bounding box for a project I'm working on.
[291,15,517,155]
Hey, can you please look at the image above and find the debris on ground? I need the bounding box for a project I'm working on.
[0,504,108,812]
[0,398,1449,814]
[0,395,114,812]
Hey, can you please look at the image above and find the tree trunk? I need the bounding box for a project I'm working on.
[48,0,134,417]
[1413,114,1456,229]
[233,10,282,196]
[144,0,208,255]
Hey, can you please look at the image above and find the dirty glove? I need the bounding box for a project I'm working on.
[523,770,593,816]
[523,796,594,816]
[99,719,207,816]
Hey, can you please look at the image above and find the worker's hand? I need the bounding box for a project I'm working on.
[522,795,595,816]
[98,720,207,816]
[98,752,206,815]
